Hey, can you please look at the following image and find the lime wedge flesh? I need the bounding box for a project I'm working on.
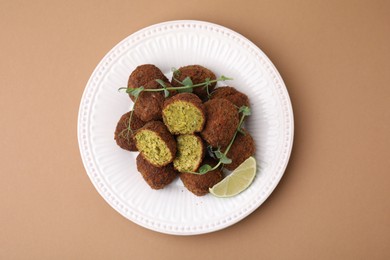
[209,157,257,197]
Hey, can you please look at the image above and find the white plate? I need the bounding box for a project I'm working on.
[78,20,294,235]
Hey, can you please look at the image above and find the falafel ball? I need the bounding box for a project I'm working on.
[210,86,250,108]
[134,121,176,167]
[133,80,172,122]
[136,154,178,189]
[180,157,223,196]
[223,129,256,171]
[201,99,239,148]
[173,134,205,173]
[162,93,206,135]
[114,111,145,151]
[127,64,168,101]
[171,65,216,100]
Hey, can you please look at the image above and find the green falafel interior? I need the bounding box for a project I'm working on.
[135,130,173,167]
[174,135,204,173]
[163,101,204,134]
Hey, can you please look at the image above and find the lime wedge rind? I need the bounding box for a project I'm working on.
[209,157,257,198]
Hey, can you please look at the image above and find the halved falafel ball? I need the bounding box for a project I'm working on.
[127,64,168,101]
[134,121,176,167]
[210,86,250,108]
[223,129,256,171]
[201,99,239,148]
[136,154,178,189]
[114,111,145,151]
[162,93,206,135]
[173,134,205,173]
[180,157,223,196]
[133,80,169,122]
[171,65,216,100]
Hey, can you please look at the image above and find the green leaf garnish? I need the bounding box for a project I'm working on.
[155,79,167,88]
[118,87,128,92]
[199,164,212,174]
[206,145,215,158]
[214,149,223,159]
[155,79,170,97]
[164,89,170,98]
[218,75,233,81]
[171,67,181,77]
[127,86,144,98]
[239,106,251,116]
[176,77,194,93]
[181,76,193,86]
[219,155,232,164]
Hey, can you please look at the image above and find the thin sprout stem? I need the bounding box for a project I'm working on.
[209,161,223,172]
[126,95,139,134]
[124,77,232,94]
[206,84,211,98]
[190,112,248,175]
[172,77,183,85]
[191,80,215,88]
[187,160,223,175]
[138,85,193,92]
[222,113,246,156]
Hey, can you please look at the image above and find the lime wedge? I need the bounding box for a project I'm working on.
[209,157,256,198]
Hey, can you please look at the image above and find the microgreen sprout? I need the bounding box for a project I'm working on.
[171,67,181,77]
[188,105,251,175]
[117,72,233,140]
[118,94,140,141]
[119,75,232,98]
[155,79,170,97]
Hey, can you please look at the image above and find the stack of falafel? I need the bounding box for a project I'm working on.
[114,64,255,196]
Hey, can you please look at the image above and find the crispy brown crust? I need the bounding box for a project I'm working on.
[201,99,239,148]
[133,80,166,121]
[162,93,206,134]
[223,129,256,171]
[171,65,216,100]
[127,64,168,101]
[210,86,250,108]
[114,111,145,151]
[163,92,204,111]
[180,157,223,196]
[174,134,206,172]
[134,121,177,167]
[136,154,178,189]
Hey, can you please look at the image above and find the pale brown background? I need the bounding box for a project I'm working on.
[1,0,389,259]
